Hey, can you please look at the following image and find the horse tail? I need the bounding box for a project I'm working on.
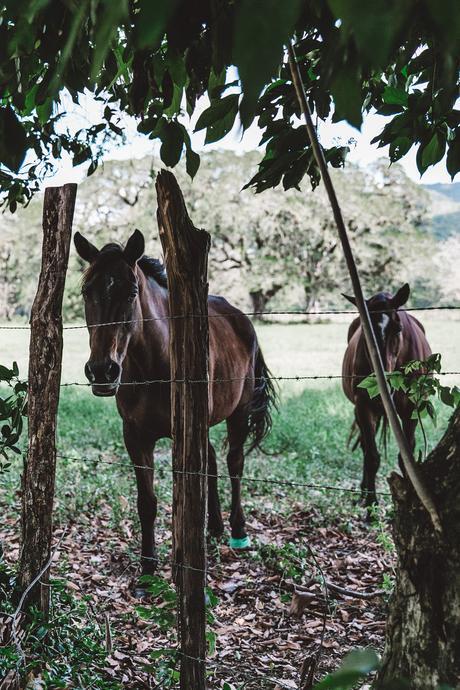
[378,414,389,461]
[246,347,278,454]
[347,420,361,452]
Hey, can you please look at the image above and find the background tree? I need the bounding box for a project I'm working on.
[0,1,459,212]
[0,151,441,321]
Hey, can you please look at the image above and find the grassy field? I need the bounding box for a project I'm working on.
[1,313,458,526]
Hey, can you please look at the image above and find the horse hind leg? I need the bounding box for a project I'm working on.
[226,409,250,549]
[207,440,224,539]
[355,403,381,515]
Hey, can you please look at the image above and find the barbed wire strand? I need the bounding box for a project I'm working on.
[58,370,460,388]
[55,452,391,497]
[0,304,459,331]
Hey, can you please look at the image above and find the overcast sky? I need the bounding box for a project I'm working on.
[48,87,457,189]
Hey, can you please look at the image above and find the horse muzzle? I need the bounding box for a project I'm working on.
[91,382,120,397]
[85,359,121,397]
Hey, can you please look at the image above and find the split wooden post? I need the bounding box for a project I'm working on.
[156,170,210,690]
[18,184,77,612]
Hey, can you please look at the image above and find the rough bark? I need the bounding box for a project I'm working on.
[376,407,460,689]
[249,284,282,320]
[156,170,209,690]
[18,184,77,612]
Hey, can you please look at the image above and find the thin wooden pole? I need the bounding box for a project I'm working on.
[287,42,442,535]
[18,183,77,611]
[156,170,209,690]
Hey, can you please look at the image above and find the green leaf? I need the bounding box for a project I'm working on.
[446,135,460,180]
[357,375,380,399]
[167,50,187,88]
[159,120,184,167]
[331,65,363,128]
[134,0,178,49]
[0,365,14,382]
[389,136,412,163]
[186,148,200,179]
[382,85,408,107]
[195,94,239,132]
[327,1,408,68]
[233,0,303,128]
[91,0,129,82]
[417,131,446,175]
[313,648,379,689]
[439,386,454,407]
[0,106,28,173]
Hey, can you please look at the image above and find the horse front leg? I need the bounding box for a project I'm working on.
[398,406,418,473]
[226,412,250,549]
[355,401,380,512]
[123,422,157,592]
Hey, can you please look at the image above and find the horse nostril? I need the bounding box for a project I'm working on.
[106,361,120,382]
[85,362,95,383]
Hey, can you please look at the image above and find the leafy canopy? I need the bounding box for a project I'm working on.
[0,0,459,210]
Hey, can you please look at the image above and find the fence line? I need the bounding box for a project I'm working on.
[1,303,460,331]
[58,370,460,388]
[55,452,391,497]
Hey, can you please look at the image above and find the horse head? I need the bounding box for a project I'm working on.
[74,229,145,396]
[343,283,410,372]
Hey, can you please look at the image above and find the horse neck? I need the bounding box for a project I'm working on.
[126,269,170,376]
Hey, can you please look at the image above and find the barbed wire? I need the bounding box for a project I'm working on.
[1,303,459,331]
[55,452,391,497]
[58,370,460,388]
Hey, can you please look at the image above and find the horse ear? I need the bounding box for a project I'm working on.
[342,292,357,307]
[74,232,99,263]
[124,229,145,266]
[391,283,410,309]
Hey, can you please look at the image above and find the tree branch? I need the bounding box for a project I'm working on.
[288,42,443,536]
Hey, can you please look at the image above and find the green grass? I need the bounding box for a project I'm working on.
[1,316,458,530]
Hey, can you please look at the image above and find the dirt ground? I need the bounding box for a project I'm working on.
[1,502,393,689]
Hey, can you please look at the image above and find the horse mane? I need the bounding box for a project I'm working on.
[138,256,168,288]
[82,243,168,289]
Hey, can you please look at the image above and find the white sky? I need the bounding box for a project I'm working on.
[47,88,457,189]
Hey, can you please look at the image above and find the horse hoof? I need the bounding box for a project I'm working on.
[229,535,251,550]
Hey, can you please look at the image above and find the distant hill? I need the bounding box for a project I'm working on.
[425,182,460,204]
[424,182,460,240]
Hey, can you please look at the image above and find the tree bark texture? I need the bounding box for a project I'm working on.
[376,407,460,689]
[156,170,210,690]
[18,184,77,612]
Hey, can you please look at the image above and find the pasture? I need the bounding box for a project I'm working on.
[1,314,458,688]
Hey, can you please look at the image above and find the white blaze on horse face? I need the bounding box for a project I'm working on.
[378,314,390,343]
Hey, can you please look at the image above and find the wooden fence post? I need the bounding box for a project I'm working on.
[156,170,209,690]
[18,184,77,612]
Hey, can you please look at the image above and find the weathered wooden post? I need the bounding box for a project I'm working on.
[18,184,77,612]
[156,170,209,690]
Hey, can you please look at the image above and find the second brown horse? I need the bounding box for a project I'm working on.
[342,284,431,507]
[74,229,277,585]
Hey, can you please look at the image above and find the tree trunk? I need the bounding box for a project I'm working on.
[18,184,77,612]
[156,170,209,690]
[376,407,460,689]
[249,284,282,320]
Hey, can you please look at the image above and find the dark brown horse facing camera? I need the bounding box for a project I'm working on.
[342,284,431,508]
[74,229,277,585]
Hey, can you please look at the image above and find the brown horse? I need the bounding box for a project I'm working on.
[74,229,277,584]
[342,284,431,507]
